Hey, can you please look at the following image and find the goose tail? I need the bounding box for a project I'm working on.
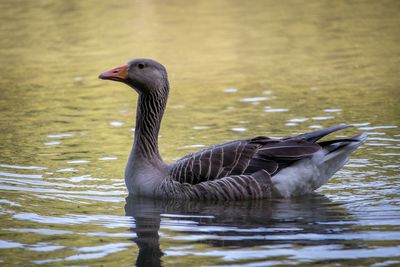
[271,132,367,198]
[316,132,367,182]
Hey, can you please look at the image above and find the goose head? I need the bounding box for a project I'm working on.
[99,58,168,95]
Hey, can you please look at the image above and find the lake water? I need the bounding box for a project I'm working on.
[0,0,399,266]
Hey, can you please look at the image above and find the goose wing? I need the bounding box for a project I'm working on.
[170,139,260,184]
[243,137,321,176]
[169,135,322,185]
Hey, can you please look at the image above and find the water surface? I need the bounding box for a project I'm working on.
[0,0,399,266]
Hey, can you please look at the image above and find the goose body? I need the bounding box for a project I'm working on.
[99,58,366,200]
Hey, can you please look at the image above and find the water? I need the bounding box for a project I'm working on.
[0,0,399,266]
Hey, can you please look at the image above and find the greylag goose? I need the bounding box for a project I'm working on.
[99,58,367,200]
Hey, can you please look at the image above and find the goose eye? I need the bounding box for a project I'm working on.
[137,63,145,69]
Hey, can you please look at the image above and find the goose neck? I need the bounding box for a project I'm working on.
[132,88,168,163]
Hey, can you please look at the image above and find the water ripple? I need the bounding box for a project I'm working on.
[13,213,135,228]
[0,171,42,179]
[0,164,47,170]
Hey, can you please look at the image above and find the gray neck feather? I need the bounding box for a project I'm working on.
[132,85,169,164]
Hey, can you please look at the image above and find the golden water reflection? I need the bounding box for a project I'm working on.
[0,0,399,266]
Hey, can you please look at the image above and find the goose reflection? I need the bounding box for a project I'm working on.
[125,195,353,267]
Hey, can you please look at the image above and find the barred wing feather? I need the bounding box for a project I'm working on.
[170,139,259,184]
[170,136,322,185]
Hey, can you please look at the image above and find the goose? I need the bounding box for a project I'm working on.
[99,58,367,200]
